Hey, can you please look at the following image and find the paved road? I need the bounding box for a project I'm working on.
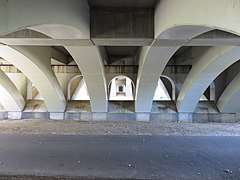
[0,135,239,179]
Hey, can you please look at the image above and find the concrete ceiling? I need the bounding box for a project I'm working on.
[106,46,139,56]
[88,0,158,8]
[105,46,139,65]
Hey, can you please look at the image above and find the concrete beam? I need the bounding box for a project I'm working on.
[0,38,93,46]
[0,29,49,38]
[153,31,240,47]
[1,29,240,47]
[51,47,69,65]
[187,30,240,46]
[177,46,240,113]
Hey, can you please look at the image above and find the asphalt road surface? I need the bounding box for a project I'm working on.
[0,135,239,179]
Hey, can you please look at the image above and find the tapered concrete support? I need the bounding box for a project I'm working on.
[0,69,25,111]
[30,26,107,112]
[217,72,240,113]
[66,46,108,112]
[135,46,178,112]
[0,45,66,112]
[135,27,211,112]
[177,46,240,113]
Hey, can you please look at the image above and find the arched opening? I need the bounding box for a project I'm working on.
[118,85,124,92]
[25,80,48,112]
[67,75,90,100]
[108,75,135,101]
[153,76,175,101]
[27,81,43,100]
[199,82,215,101]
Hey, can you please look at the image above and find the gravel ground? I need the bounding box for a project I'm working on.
[0,120,240,136]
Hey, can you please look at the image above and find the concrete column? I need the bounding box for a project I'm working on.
[126,78,133,98]
[0,68,25,111]
[66,46,108,112]
[27,81,32,100]
[110,78,117,99]
[217,72,240,113]
[135,46,179,112]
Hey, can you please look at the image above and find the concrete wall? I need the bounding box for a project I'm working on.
[91,8,154,39]
[55,73,80,98]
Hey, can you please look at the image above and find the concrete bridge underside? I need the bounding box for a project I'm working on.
[1,0,240,121]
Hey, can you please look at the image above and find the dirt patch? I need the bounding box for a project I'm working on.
[0,120,240,136]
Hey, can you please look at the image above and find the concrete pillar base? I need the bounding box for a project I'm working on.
[8,112,22,119]
[136,113,150,121]
[50,113,65,120]
[178,113,193,122]
[0,112,239,123]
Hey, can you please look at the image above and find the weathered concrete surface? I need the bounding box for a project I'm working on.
[0,135,240,179]
[0,100,238,122]
[24,100,47,112]
[91,8,154,46]
[65,100,91,112]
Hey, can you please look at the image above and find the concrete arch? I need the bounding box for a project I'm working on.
[161,75,176,101]
[72,78,89,101]
[31,28,108,112]
[67,75,83,100]
[108,75,135,96]
[202,82,215,101]
[30,25,108,112]
[0,45,66,112]
[29,28,107,112]
[27,81,44,100]
[108,75,135,101]
[0,0,89,37]
[0,1,107,112]
[0,68,25,111]
[117,84,125,92]
[217,72,240,113]
[67,75,89,101]
[135,28,210,112]
[177,46,240,112]
[153,79,171,101]
[155,0,240,39]
[135,0,240,112]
